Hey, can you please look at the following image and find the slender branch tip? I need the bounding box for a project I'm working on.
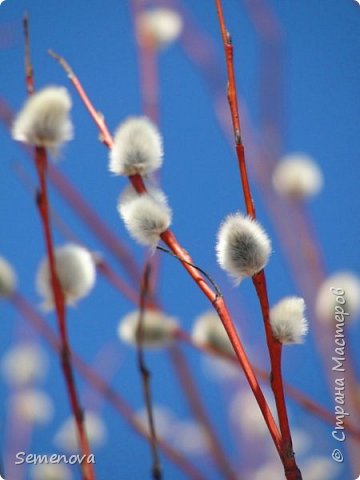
[48,49,75,78]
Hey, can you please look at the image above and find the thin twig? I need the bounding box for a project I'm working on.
[48,49,113,148]
[156,245,222,298]
[136,264,163,480]
[214,1,301,478]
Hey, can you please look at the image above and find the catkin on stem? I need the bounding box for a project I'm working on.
[216,213,271,283]
[12,86,73,154]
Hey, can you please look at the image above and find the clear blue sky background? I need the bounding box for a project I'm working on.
[0,1,359,479]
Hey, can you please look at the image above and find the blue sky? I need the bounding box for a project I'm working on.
[1,1,360,479]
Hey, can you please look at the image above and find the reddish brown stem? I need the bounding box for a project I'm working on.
[49,50,283,457]
[170,346,238,480]
[34,147,95,480]
[215,2,255,218]
[10,292,207,480]
[215,1,301,478]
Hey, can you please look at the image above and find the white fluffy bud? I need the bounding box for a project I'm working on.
[216,213,271,282]
[270,296,308,344]
[11,389,54,425]
[12,86,73,153]
[109,117,163,176]
[0,256,17,297]
[31,463,72,480]
[36,244,96,310]
[54,411,107,452]
[315,272,360,323]
[272,153,323,199]
[118,309,178,349]
[1,344,48,386]
[118,192,171,247]
[137,8,183,49]
[191,311,234,356]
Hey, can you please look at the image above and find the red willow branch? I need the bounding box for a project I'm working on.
[23,18,94,480]
[214,2,301,479]
[9,292,207,480]
[34,147,94,480]
[49,50,283,458]
[136,264,162,480]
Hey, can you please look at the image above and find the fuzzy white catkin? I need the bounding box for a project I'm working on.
[31,463,72,480]
[216,213,271,283]
[118,192,172,247]
[272,153,323,199]
[54,411,107,452]
[269,296,308,344]
[109,117,163,176]
[11,389,54,425]
[118,309,178,349]
[191,311,234,356]
[1,344,48,386]
[0,256,17,297]
[12,86,73,153]
[137,8,183,48]
[36,244,96,310]
[316,271,360,323]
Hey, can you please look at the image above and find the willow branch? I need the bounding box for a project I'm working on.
[215,1,301,478]
[49,49,283,456]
